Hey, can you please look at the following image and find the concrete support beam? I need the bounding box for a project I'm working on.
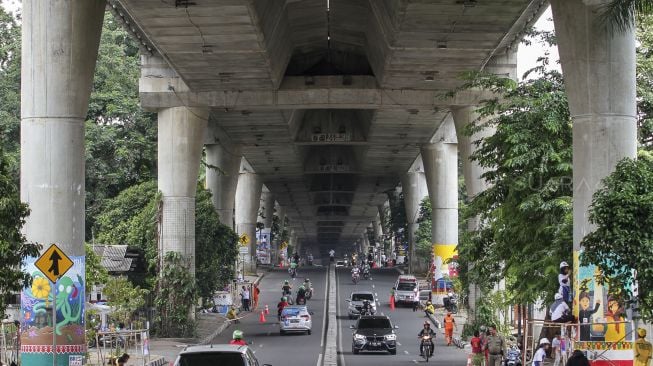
[262,191,275,229]
[20,2,105,364]
[422,116,458,285]
[401,162,429,275]
[205,127,242,229]
[158,107,209,276]
[235,171,263,272]
[274,204,286,265]
[550,0,637,250]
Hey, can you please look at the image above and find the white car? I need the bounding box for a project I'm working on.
[173,345,271,366]
[335,260,346,268]
[279,305,312,335]
[346,291,377,319]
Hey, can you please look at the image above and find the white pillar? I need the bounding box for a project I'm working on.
[402,163,429,274]
[551,0,637,250]
[158,107,208,276]
[235,171,262,271]
[422,116,458,285]
[20,2,105,364]
[205,142,242,229]
[274,205,286,265]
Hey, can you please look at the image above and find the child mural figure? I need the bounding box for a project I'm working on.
[558,261,571,303]
[578,292,601,341]
[605,296,626,342]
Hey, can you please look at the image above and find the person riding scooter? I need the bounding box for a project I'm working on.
[361,299,374,316]
[296,285,307,305]
[277,297,289,320]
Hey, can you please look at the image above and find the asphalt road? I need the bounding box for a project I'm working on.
[207,265,468,366]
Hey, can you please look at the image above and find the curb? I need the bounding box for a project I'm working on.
[323,265,338,366]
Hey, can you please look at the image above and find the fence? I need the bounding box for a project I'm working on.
[0,321,19,366]
[89,329,152,366]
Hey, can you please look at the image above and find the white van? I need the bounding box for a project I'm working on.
[393,275,419,305]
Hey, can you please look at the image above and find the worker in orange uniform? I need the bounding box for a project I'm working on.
[443,312,457,346]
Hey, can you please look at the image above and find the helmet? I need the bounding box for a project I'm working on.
[300,285,305,290]
[233,330,243,340]
[424,321,431,327]
[281,297,287,302]
[554,293,563,300]
[539,338,550,346]
[284,280,289,284]
[638,328,647,338]
[426,301,432,305]
[304,278,310,282]
[363,299,370,304]
[560,261,569,269]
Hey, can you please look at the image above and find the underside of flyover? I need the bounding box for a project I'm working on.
[110,0,545,255]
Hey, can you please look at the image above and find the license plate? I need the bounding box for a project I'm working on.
[291,320,299,323]
[371,342,379,346]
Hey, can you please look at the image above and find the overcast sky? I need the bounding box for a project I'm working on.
[2,1,557,80]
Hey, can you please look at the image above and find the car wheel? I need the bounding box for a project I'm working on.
[352,344,359,355]
[389,349,397,355]
[280,330,285,335]
[307,329,312,335]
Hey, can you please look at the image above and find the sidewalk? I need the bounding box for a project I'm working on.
[135,272,266,365]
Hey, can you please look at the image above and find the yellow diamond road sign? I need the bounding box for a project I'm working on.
[35,244,74,283]
[239,234,250,246]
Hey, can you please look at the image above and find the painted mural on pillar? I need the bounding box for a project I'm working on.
[573,250,633,365]
[20,256,85,366]
[432,244,458,294]
[257,228,271,265]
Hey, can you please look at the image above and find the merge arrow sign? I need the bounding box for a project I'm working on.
[35,244,74,283]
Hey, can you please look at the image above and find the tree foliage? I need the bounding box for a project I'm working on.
[581,152,653,319]
[455,47,573,305]
[415,198,433,263]
[637,14,653,148]
[0,7,21,180]
[85,243,109,293]
[155,252,197,337]
[102,276,148,325]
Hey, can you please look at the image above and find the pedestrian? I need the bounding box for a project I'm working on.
[560,334,568,365]
[241,286,251,311]
[252,283,261,309]
[443,312,456,346]
[485,325,505,366]
[480,326,489,366]
[532,338,550,366]
[552,333,561,366]
[635,328,653,366]
[470,330,483,366]
[566,350,590,366]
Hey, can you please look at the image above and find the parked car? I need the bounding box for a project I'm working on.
[335,260,346,268]
[279,305,313,335]
[346,291,377,319]
[393,275,419,306]
[350,315,398,355]
[173,344,271,366]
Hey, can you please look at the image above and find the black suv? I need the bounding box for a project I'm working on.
[350,315,398,355]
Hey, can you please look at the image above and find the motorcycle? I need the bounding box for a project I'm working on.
[420,335,434,361]
[282,290,294,305]
[289,267,297,279]
[360,306,374,316]
[352,272,360,284]
[363,267,370,280]
[504,345,522,366]
[443,294,458,314]
[296,295,306,305]
[305,286,313,300]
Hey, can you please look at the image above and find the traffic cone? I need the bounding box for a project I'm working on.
[390,295,395,311]
[264,304,270,315]
[259,310,266,323]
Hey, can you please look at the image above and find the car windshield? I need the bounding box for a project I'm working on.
[177,352,243,366]
[352,293,374,301]
[357,318,391,329]
[396,282,416,291]
[337,261,344,265]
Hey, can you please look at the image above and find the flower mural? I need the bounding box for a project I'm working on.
[31,277,50,299]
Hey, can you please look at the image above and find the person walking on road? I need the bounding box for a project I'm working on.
[443,312,457,346]
[485,325,505,366]
[532,338,550,366]
[470,330,483,366]
[241,286,251,311]
[552,333,562,366]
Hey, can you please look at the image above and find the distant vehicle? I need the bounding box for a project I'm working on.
[335,260,346,268]
[346,291,377,319]
[393,275,418,306]
[279,305,313,335]
[350,315,398,355]
[173,344,271,366]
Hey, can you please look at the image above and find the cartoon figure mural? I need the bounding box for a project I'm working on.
[21,256,85,366]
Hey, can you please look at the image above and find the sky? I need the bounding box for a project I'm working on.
[2,0,557,80]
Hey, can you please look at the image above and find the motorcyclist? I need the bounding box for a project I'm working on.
[296,285,307,304]
[418,321,436,356]
[363,263,371,277]
[424,301,435,316]
[282,280,292,297]
[229,330,247,346]
[361,299,374,316]
[277,296,289,320]
[303,278,312,297]
[289,260,298,277]
[329,249,335,262]
[351,266,360,279]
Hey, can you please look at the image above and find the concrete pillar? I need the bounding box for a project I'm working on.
[235,171,263,271]
[262,191,275,228]
[401,163,429,274]
[158,107,208,275]
[273,204,285,265]
[421,115,458,285]
[550,0,637,251]
[205,143,242,229]
[20,2,105,365]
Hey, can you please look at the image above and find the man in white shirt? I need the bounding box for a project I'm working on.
[550,293,574,323]
[551,334,561,366]
[532,338,550,366]
[241,286,251,311]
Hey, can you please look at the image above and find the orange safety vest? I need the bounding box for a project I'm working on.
[444,316,455,329]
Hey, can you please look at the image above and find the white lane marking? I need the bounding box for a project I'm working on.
[372,284,375,289]
[412,360,418,364]
[375,293,378,297]
[320,270,328,348]
[404,350,410,355]
[258,344,263,348]
[317,353,322,366]
[397,342,402,346]
[337,270,346,366]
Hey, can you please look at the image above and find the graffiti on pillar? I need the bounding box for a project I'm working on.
[432,244,458,294]
[20,256,85,366]
[574,250,633,363]
[257,228,271,264]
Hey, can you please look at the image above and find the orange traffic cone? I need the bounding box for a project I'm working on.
[259,310,266,323]
[264,304,270,315]
[390,295,395,311]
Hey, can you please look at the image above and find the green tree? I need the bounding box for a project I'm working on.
[155,252,197,337]
[102,276,148,325]
[85,243,109,293]
[637,14,653,148]
[454,48,573,304]
[414,198,433,263]
[0,7,21,179]
[580,151,653,319]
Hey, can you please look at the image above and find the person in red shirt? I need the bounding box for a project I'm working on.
[229,330,247,346]
[470,330,483,366]
[277,296,289,321]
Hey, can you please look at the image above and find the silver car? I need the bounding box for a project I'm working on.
[279,305,313,335]
[346,291,377,319]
